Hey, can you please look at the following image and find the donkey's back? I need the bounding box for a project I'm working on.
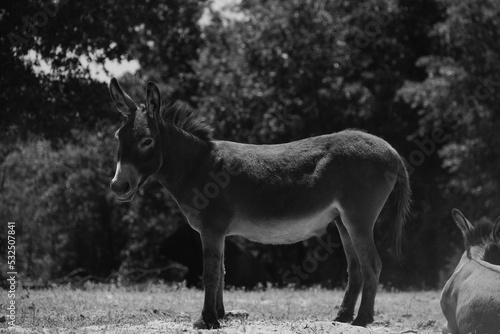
[441,257,500,334]
[215,130,399,180]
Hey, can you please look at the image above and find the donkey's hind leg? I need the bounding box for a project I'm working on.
[334,218,362,323]
[216,252,225,319]
[341,212,382,327]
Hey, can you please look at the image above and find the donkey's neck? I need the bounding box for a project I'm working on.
[469,246,487,261]
[153,124,212,198]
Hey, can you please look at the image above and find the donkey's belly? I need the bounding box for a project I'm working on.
[228,205,339,244]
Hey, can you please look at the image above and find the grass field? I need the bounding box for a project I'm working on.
[1,283,444,333]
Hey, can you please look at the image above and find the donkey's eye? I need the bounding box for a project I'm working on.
[140,138,154,148]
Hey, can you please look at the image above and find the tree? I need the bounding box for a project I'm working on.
[396,0,500,284]
[0,0,207,143]
[0,0,208,283]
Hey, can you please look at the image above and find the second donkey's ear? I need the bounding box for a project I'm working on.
[146,81,161,119]
[452,209,473,236]
[493,217,500,244]
[109,78,138,116]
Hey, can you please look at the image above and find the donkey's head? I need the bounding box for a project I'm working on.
[452,209,500,263]
[109,78,163,201]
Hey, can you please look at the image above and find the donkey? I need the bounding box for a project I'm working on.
[441,209,500,334]
[108,78,411,328]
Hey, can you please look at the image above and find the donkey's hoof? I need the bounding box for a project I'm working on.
[193,316,220,329]
[217,309,225,320]
[351,314,373,327]
[224,310,249,320]
[334,312,354,323]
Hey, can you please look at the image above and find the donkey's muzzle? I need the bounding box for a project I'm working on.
[110,162,140,201]
[110,178,131,196]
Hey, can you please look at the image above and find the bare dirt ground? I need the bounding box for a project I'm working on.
[1,284,444,333]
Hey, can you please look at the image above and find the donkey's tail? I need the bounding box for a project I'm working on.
[393,154,412,261]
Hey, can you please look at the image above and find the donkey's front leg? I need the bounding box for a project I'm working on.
[193,232,225,329]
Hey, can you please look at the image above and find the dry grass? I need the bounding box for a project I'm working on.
[1,283,444,333]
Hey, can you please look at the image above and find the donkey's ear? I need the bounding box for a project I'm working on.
[452,209,473,235]
[493,217,500,243]
[109,78,138,116]
[146,81,161,119]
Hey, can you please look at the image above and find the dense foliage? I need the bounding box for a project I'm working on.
[1,0,499,288]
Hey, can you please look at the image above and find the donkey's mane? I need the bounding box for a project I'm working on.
[464,218,500,264]
[161,102,212,140]
[483,243,500,265]
[465,218,494,247]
